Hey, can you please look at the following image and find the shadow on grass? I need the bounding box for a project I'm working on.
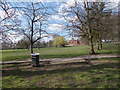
[2,59,119,78]
[96,51,119,55]
[84,57,119,61]
[40,53,88,59]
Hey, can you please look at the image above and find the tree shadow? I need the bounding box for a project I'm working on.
[40,53,88,59]
[2,59,119,78]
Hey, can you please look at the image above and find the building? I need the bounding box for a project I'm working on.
[69,39,86,45]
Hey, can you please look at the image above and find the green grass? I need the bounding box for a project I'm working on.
[1,43,119,61]
[2,58,119,88]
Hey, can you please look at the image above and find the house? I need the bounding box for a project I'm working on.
[69,39,86,45]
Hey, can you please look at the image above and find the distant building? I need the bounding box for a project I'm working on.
[69,39,86,45]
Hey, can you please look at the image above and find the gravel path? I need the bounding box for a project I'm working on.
[1,54,119,65]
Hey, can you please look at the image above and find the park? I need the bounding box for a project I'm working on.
[1,43,119,88]
[0,0,119,89]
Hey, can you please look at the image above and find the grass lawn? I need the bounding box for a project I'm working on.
[2,58,119,88]
[1,43,119,61]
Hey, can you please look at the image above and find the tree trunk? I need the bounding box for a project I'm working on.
[30,20,34,54]
[100,40,102,49]
[99,36,102,49]
[104,37,107,43]
[89,36,95,55]
[97,40,100,50]
[30,43,33,54]
[98,41,102,50]
[98,34,102,50]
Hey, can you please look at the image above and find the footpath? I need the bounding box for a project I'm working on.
[1,54,119,65]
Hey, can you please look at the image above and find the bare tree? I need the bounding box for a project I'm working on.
[61,1,97,54]
[61,1,113,54]
[88,2,112,50]
[16,2,50,54]
[0,1,20,48]
[102,14,118,43]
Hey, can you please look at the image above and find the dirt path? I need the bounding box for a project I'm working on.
[2,58,118,72]
[1,54,119,65]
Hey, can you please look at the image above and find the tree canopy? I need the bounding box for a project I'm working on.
[53,36,68,47]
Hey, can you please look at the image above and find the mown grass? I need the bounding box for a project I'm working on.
[1,43,119,61]
[2,58,119,88]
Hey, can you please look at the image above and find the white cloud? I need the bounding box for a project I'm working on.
[35,33,53,42]
[42,36,53,42]
[6,32,24,42]
[110,0,119,3]
[58,4,67,15]
[2,0,64,2]
[58,0,86,16]
[41,33,49,37]
[16,11,25,16]
[58,0,119,12]
[47,24,64,31]
[0,8,15,20]
[0,10,6,19]
[105,1,119,10]
[66,16,78,22]
[49,14,65,21]
[2,0,120,2]
[35,33,50,38]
